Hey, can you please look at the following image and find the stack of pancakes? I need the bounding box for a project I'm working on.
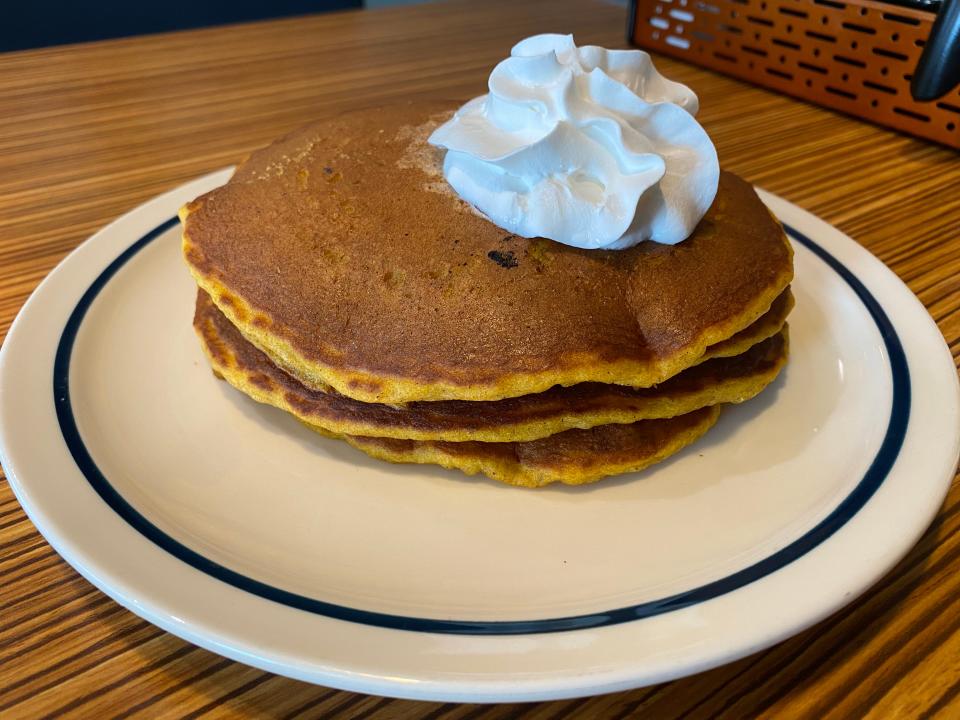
[181,103,794,488]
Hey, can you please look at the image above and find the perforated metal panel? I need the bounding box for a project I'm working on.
[630,0,960,147]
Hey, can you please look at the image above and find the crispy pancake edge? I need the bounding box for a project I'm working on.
[305,406,722,488]
[697,288,792,363]
[195,287,788,442]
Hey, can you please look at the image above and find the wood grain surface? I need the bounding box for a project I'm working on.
[1,0,959,717]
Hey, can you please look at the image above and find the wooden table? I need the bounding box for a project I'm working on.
[2,0,958,716]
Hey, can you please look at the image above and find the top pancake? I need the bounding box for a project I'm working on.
[182,102,793,403]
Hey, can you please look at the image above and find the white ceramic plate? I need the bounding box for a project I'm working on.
[1,169,958,702]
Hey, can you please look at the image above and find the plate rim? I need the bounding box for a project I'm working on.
[1,170,957,702]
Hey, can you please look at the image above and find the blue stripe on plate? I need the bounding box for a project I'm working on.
[53,217,910,635]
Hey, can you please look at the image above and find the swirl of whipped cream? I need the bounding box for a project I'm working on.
[428,34,719,249]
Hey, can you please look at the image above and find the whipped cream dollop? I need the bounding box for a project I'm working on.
[428,34,719,249]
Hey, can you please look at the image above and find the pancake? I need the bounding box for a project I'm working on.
[305,407,721,488]
[181,101,793,404]
[693,287,791,363]
[196,288,788,442]
[199,282,792,397]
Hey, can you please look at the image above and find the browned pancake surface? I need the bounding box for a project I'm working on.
[183,102,793,402]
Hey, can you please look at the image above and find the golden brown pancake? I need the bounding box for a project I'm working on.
[181,102,793,404]
[694,287,792,363]
[307,407,721,488]
[196,288,787,443]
